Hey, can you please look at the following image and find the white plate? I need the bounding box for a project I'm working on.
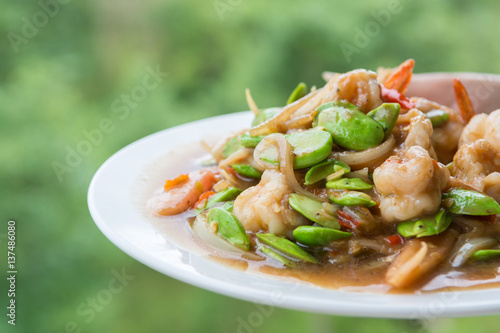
[88,73,500,318]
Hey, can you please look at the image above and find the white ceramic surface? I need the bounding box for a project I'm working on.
[88,73,500,318]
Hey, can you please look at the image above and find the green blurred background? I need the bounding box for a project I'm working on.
[2,0,500,332]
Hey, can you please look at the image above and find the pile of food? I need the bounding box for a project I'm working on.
[148,59,500,291]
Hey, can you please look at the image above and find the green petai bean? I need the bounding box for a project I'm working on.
[256,233,318,263]
[240,133,264,148]
[207,207,250,250]
[259,130,333,169]
[222,136,243,158]
[304,159,350,185]
[397,208,452,238]
[329,190,376,207]
[293,226,352,247]
[442,188,500,216]
[326,178,373,190]
[251,107,281,127]
[471,249,500,261]
[231,164,262,179]
[366,103,400,140]
[259,245,297,267]
[286,82,307,105]
[426,109,449,127]
[315,103,384,151]
[289,193,340,229]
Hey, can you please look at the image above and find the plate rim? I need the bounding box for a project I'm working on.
[88,73,500,318]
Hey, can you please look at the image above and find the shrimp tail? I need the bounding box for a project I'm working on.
[453,78,476,125]
[381,59,415,94]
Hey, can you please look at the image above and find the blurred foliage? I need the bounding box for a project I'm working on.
[1,0,500,332]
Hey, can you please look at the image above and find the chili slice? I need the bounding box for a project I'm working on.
[386,234,404,246]
[164,174,189,190]
[337,210,361,229]
[194,191,215,209]
[380,85,415,110]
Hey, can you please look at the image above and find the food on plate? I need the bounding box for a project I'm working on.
[148,60,500,291]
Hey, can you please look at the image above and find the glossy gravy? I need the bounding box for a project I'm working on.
[134,142,500,294]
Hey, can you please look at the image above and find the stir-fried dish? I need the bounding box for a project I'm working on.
[148,59,500,291]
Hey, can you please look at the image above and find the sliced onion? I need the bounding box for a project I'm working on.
[283,112,315,130]
[450,215,486,234]
[450,237,497,267]
[348,238,391,255]
[249,156,265,173]
[254,133,325,202]
[218,146,264,173]
[321,71,339,82]
[245,88,260,116]
[253,134,279,170]
[219,148,253,169]
[206,129,247,162]
[219,168,252,190]
[446,176,483,193]
[249,88,323,136]
[330,135,395,168]
[213,180,229,193]
[345,167,372,184]
[275,134,322,201]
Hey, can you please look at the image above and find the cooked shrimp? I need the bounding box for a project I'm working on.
[453,78,476,125]
[459,109,500,151]
[458,113,488,147]
[396,108,437,159]
[232,169,307,236]
[251,69,383,135]
[452,139,500,185]
[374,146,450,222]
[149,169,218,216]
[386,229,457,289]
[483,173,500,202]
[378,59,415,94]
[322,69,383,113]
[451,139,500,202]
[411,97,464,163]
[249,88,324,136]
[480,110,500,150]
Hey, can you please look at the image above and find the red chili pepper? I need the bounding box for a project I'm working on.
[327,250,339,259]
[336,210,361,229]
[194,190,215,209]
[381,85,415,110]
[164,174,189,191]
[226,167,237,176]
[385,234,404,246]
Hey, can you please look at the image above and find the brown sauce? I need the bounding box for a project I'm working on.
[134,141,500,294]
